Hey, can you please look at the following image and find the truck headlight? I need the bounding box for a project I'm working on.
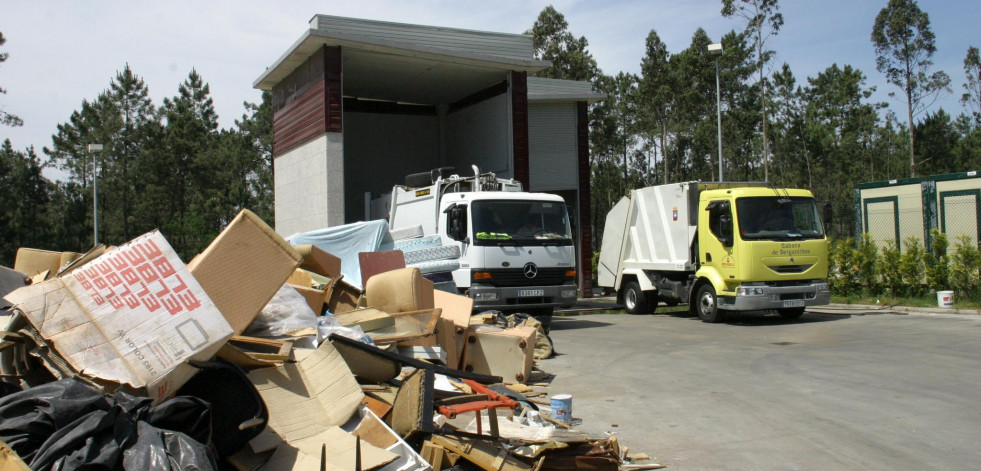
[473,292,499,301]
[737,287,765,296]
[561,289,578,298]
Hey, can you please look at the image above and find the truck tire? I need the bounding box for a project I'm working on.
[778,307,806,318]
[404,171,434,187]
[623,281,656,314]
[695,284,725,323]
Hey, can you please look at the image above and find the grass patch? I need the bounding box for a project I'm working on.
[831,294,981,310]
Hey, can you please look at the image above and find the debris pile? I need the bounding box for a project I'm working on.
[0,210,660,471]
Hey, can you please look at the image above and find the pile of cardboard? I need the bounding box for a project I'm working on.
[0,210,658,471]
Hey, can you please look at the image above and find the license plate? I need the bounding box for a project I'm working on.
[519,289,544,297]
[782,299,805,308]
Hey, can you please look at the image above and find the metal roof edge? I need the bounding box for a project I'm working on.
[254,29,550,90]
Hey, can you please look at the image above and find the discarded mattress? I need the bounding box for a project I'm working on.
[390,225,424,241]
[394,234,442,252]
[408,259,460,275]
[402,244,461,265]
[288,220,395,290]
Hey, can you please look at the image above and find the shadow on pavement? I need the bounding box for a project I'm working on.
[720,311,851,326]
[548,317,614,331]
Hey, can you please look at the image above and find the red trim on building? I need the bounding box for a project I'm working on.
[325,46,343,133]
[510,71,529,189]
[272,46,343,158]
[577,101,593,298]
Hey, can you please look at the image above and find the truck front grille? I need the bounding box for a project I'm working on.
[476,268,571,287]
[769,264,812,274]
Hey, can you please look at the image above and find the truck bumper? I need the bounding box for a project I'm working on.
[469,282,579,311]
[719,281,831,311]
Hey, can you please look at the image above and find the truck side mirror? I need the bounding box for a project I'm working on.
[823,203,833,225]
[720,214,733,247]
[444,204,468,241]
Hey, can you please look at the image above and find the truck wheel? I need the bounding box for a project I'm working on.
[778,307,805,318]
[623,281,656,314]
[695,284,725,323]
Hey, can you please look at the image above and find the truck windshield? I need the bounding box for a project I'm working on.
[736,197,825,240]
[471,200,573,246]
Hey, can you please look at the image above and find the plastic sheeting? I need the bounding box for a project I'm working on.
[0,379,217,471]
[288,220,395,290]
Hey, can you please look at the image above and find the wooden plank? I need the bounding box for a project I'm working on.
[431,435,538,471]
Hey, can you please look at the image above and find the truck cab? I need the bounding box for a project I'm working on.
[693,187,832,322]
[388,168,578,327]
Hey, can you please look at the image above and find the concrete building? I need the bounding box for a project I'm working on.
[254,15,603,294]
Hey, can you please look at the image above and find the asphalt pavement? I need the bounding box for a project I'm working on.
[540,304,981,470]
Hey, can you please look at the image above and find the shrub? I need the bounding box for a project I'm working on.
[899,237,925,296]
[829,238,860,295]
[879,239,903,297]
[949,235,981,301]
[856,233,880,295]
[924,229,949,292]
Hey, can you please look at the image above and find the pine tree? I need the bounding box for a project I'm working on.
[0,32,23,127]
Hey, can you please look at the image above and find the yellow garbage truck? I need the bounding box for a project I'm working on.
[597,181,831,322]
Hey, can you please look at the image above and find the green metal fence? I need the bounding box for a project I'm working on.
[855,171,981,251]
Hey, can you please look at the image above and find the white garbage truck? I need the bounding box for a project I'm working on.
[598,181,832,322]
[380,167,579,327]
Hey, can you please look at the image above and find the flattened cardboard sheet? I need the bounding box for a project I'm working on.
[5,231,233,403]
[247,340,364,447]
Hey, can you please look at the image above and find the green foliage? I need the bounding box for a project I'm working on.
[949,235,981,301]
[829,238,860,295]
[856,233,880,295]
[0,31,23,127]
[879,239,903,296]
[528,6,599,83]
[924,228,949,291]
[871,0,952,177]
[898,236,925,296]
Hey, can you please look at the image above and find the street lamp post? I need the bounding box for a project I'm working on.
[708,43,723,182]
[87,143,103,246]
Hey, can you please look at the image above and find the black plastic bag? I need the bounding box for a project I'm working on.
[0,379,217,471]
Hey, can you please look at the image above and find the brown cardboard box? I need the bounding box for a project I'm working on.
[462,325,537,383]
[430,291,472,369]
[13,248,82,278]
[327,279,362,314]
[288,283,329,315]
[5,231,234,403]
[294,244,342,279]
[188,209,301,335]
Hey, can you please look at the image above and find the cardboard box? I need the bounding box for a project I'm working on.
[13,247,82,278]
[432,290,472,369]
[294,244,342,279]
[462,325,537,383]
[189,209,301,335]
[328,279,362,314]
[247,341,371,470]
[289,283,329,315]
[5,231,234,403]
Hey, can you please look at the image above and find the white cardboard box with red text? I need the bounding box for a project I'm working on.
[5,230,233,403]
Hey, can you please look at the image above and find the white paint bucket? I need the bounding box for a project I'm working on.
[551,394,573,423]
[937,290,954,308]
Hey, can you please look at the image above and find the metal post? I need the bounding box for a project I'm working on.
[715,58,723,182]
[87,143,103,246]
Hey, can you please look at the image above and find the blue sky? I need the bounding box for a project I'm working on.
[1,0,977,177]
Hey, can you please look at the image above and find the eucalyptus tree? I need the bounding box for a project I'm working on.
[962,46,981,125]
[872,0,951,177]
[721,0,783,181]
